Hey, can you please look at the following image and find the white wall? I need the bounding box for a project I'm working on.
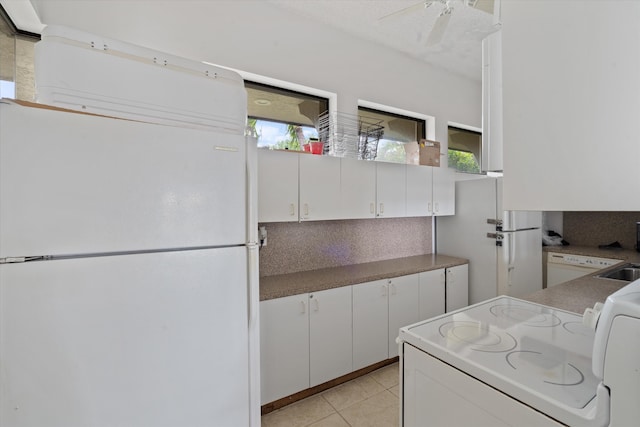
[501,0,640,211]
[30,0,481,148]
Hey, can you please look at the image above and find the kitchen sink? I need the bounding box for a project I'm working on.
[596,263,640,282]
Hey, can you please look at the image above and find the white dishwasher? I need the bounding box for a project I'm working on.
[546,252,620,287]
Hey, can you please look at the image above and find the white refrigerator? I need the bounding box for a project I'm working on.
[437,176,542,304]
[0,99,260,426]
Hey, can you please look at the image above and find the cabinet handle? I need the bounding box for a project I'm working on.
[304,203,309,217]
[428,202,432,213]
[391,283,397,295]
[370,202,375,214]
[313,298,319,312]
[382,284,388,297]
[289,203,296,216]
[300,300,306,314]
[380,203,384,215]
[435,202,439,213]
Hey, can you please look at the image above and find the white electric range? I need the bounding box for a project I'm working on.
[399,279,640,426]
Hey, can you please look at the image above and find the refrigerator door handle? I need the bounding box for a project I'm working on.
[247,245,260,328]
[508,233,515,266]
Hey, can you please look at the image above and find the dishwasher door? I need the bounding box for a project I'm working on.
[547,262,597,287]
[546,252,619,287]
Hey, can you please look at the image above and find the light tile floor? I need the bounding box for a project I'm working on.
[261,363,399,427]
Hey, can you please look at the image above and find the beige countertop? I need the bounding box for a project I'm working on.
[260,253,468,301]
[523,246,640,313]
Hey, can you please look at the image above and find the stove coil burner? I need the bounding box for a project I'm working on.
[506,350,585,386]
[439,321,517,353]
[490,304,562,327]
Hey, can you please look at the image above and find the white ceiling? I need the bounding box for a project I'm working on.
[2,0,499,82]
[268,0,500,81]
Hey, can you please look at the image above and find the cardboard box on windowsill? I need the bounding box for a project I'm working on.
[419,139,440,167]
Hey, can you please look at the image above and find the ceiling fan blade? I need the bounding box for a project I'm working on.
[378,1,434,22]
[425,9,452,46]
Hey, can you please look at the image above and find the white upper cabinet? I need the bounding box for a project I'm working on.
[481,31,503,173]
[340,158,376,219]
[258,150,455,221]
[376,162,406,218]
[299,154,341,221]
[406,164,433,217]
[431,167,455,216]
[501,1,640,210]
[257,150,298,222]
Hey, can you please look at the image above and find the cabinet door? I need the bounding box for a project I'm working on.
[446,264,469,312]
[258,150,298,222]
[309,286,353,387]
[376,162,406,218]
[406,164,433,217]
[418,269,445,320]
[340,157,376,219]
[432,166,455,216]
[299,154,341,221]
[260,295,309,404]
[352,280,389,370]
[388,274,420,358]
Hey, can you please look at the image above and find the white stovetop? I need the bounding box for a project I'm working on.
[401,296,601,414]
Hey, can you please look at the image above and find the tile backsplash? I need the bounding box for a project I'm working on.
[258,217,432,276]
[563,211,640,250]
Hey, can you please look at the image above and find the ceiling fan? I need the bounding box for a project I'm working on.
[379,0,481,47]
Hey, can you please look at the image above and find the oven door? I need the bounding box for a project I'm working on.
[402,343,562,427]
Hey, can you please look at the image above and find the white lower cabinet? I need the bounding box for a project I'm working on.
[352,280,389,370]
[260,294,309,404]
[260,266,467,404]
[260,286,352,404]
[445,264,469,312]
[309,287,353,387]
[388,274,421,358]
[418,269,446,320]
[353,274,421,364]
